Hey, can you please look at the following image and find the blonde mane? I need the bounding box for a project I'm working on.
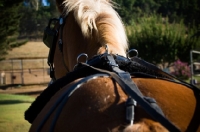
[62,0,128,55]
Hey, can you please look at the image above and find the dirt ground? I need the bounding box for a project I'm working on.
[0,84,47,97]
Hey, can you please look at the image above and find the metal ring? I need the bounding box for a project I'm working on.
[105,44,109,54]
[126,49,138,58]
[77,53,88,63]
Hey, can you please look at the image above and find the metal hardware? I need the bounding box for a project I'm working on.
[77,53,88,63]
[126,49,138,58]
[59,17,64,25]
[73,53,88,70]
[105,44,109,54]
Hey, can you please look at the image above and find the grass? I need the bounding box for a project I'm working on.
[0,94,35,132]
[5,41,49,59]
[181,76,200,89]
[190,75,200,85]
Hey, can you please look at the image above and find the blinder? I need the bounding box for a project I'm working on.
[43,18,59,48]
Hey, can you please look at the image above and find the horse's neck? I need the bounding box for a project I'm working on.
[65,13,126,64]
[95,14,127,56]
[63,13,100,71]
[54,12,127,79]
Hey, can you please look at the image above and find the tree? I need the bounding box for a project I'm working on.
[0,0,24,60]
[114,0,200,26]
[19,0,59,39]
[48,0,59,17]
[155,0,200,26]
[133,0,159,14]
[24,0,42,10]
[113,0,136,24]
[19,6,38,37]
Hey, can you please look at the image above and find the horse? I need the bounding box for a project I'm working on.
[26,0,200,131]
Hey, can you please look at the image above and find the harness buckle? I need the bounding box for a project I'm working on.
[107,61,118,67]
[47,62,55,80]
[126,96,137,125]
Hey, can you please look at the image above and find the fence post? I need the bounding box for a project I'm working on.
[0,72,6,84]
[21,59,24,84]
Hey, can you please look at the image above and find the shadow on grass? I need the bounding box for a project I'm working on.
[0,84,21,90]
[0,100,33,105]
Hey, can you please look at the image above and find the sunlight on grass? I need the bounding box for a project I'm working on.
[0,94,35,132]
[5,42,49,59]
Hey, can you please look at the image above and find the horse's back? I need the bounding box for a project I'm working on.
[30,77,128,131]
[133,78,200,132]
[29,77,200,132]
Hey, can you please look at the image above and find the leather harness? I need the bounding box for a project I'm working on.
[26,15,200,132]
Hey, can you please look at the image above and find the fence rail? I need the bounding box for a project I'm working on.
[0,58,51,85]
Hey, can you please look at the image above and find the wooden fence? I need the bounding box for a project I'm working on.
[0,57,51,85]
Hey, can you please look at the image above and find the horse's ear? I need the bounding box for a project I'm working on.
[56,0,64,13]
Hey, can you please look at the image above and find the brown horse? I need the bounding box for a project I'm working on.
[28,0,200,131]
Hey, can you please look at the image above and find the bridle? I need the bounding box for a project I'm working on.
[43,15,70,81]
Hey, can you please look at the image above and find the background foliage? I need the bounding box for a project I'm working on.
[127,15,200,67]
[0,0,25,60]
[114,0,200,26]
[0,0,58,60]
[112,0,200,70]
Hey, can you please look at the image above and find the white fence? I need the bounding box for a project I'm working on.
[190,50,200,85]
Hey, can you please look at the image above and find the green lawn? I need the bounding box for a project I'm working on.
[185,76,200,86]
[0,94,35,132]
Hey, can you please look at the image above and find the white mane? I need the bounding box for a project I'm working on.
[62,0,128,51]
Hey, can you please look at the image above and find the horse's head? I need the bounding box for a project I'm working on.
[53,0,128,79]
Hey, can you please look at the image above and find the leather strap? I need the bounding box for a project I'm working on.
[131,57,200,92]
[47,23,59,81]
[80,55,181,132]
[35,74,110,132]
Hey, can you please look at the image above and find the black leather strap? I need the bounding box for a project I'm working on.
[126,97,136,124]
[80,56,181,132]
[131,57,200,92]
[47,23,59,81]
[35,74,110,132]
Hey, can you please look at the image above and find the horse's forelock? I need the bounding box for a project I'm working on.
[62,0,128,51]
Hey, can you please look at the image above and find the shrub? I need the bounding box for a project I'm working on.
[127,14,200,67]
[171,59,191,80]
